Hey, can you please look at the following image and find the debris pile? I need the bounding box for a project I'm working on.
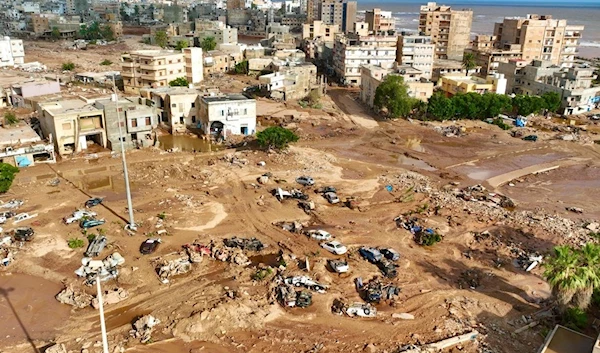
[130,315,160,343]
[223,237,265,251]
[275,283,312,308]
[55,285,93,308]
[74,252,125,285]
[155,252,193,283]
[433,125,465,137]
[221,153,249,167]
[455,184,515,209]
[359,277,400,303]
[92,287,129,309]
[274,220,307,233]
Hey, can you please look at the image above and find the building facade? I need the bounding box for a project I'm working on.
[0,37,24,67]
[302,20,339,41]
[365,8,395,34]
[199,94,257,137]
[396,33,435,80]
[319,0,356,33]
[438,73,507,97]
[418,2,472,60]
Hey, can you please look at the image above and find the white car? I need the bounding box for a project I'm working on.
[0,216,6,224]
[13,213,37,224]
[64,209,97,224]
[321,240,347,255]
[324,192,340,204]
[306,229,332,241]
[328,259,349,273]
[1,200,23,209]
[346,303,377,318]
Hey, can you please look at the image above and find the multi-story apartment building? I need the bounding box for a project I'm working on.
[0,37,24,68]
[302,20,339,41]
[319,0,356,33]
[396,33,434,80]
[360,62,434,108]
[493,14,584,68]
[418,2,472,60]
[194,21,238,45]
[333,33,398,86]
[143,87,200,134]
[365,8,395,34]
[121,49,203,95]
[200,94,257,137]
[259,62,322,101]
[497,60,600,115]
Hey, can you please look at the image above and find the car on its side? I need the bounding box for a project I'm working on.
[80,218,106,229]
[321,240,348,255]
[358,247,383,263]
[296,176,315,186]
[305,229,332,241]
[85,197,104,208]
[13,227,34,242]
[345,303,377,318]
[140,238,162,254]
[64,209,97,224]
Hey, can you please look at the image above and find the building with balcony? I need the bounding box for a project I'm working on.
[37,98,107,156]
[121,49,203,95]
[302,20,339,42]
[360,62,434,109]
[432,59,481,83]
[141,87,201,134]
[200,94,256,138]
[418,2,472,60]
[319,0,357,33]
[497,59,600,115]
[396,33,435,80]
[0,37,25,68]
[438,73,507,97]
[365,8,395,34]
[259,62,323,101]
[493,14,584,68]
[194,21,238,45]
[333,33,398,86]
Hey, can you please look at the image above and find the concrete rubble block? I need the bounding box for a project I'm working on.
[44,343,67,353]
[130,315,160,343]
[92,287,129,309]
[392,313,415,320]
[55,285,93,309]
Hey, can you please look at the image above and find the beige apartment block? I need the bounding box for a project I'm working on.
[302,21,339,42]
[122,50,201,95]
[396,33,435,79]
[319,0,357,33]
[365,8,395,34]
[493,14,583,68]
[418,2,472,60]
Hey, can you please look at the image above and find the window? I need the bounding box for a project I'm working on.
[191,102,195,108]
[172,103,176,108]
[145,117,151,126]
[192,115,196,123]
[179,117,184,124]
[132,119,137,127]
[62,122,71,130]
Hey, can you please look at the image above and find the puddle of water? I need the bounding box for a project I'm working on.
[104,303,152,331]
[157,135,219,152]
[77,175,137,193]
[248,253,282,267]
[398,155,437,171]
[0,274,72,348]
[467,170,496,180]
[36,173,56,181]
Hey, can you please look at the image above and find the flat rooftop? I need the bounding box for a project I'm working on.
[202,93,252,103]
[40,98,105,115]
[125,50,183,57]
[442,75,488,85]
[539,325,596,353]
[0,125,41,147]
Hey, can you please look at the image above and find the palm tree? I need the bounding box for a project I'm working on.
[462,52,476,77]
[573,244,600,309]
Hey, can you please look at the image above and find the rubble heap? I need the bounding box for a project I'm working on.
[130,315,160,343]
[55,285,93,308]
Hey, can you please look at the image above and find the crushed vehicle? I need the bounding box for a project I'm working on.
[359,247,383,263]
[453,184,515,209]
[275,220,305,233]
[64,209,97,224]
[377,259,398,278]
[13,213,37,224]
[0,215,6,224]
[295,290,312,308]
[328,259,349,273]
[360,278,400,303]
[85,197,104,208]
[155,252,192,284]
[305,229,332,241]
[323,192,340,204]
[75,252,125,285]
[0,211,15,219]
[1,199,23,209]
[140,238,161,255]
[321,240,347,255]
[223,237,265,251]
[12,227,34,242]
[522,134,538,142]
[298,200,315,214]
[315,186,336,194]
[273,188,309,201]
[345,302,377,318]
[80,218,106,229]
[277,284,297,307]
[284,275,328,293]
[296,176,315,186]
[84,235,107,257]
[381,248,400,261]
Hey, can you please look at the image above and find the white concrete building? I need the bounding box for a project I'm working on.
[0,37,25,68]
[397,33,435,80]
[200,94,256,138]
[183,47,203,84]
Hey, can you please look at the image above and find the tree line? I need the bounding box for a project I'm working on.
[373,75,562,120]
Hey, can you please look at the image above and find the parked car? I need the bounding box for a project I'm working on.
[323,192,340,204]
[85,235,107,257]
[85,197,104,208]
[296,176,315,186]
[358,247,383,263]
[1,199,23,209]
[64,209,97,224]
[328,259,349,273]
[284,276,328,292]
[306,229,332,241]
[380,248,400,261]
[0,211,15,219]
[590,114,600,121]
[345,303,377,318]
[377,259,398,278]
[13,227,34,242]
[321,240,348,255]
[80,218,106,229]
[315,186,336,194]
[522,135,538,142]
[140,238,162,254]
[13,213,37,224]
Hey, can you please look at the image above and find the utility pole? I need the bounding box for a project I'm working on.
[96,277,110,353]
[112,80,136,231]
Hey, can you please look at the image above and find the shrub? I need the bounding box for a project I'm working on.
[157,212,167,220]
[0,163,19,193]
[492,117,512,130]
[251,267,273,281]
[169,77,189,87]
[4,112,18,125]
[62,62,75,71]
[100,59,112,66]
[562,307,588,331]
[256,126,299,150]
[68,238,85,249]
[415,230,442,246]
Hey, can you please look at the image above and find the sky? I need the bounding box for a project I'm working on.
[358,0,600,7]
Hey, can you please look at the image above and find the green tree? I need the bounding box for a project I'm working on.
[462,52,476,76]
[481,93,512,119]
[373,75,415,119]
[154,30,168,48]
[175,40,189,50]
[100,59,112,66]
[0,163,19,193]
[100,24,115,41]
[134,4,140,17]
[51,26,60,40]
[427,93,455,120]
[452,92,483,119]
[512,94,545,116]
[256,126,299,150]
[544,244,600,310]
[169,77,189,87]
[542,91,562,113]
[200,36,217,52]
[4,112,18,125]
[62,62,75,71]
[232,60,249,75]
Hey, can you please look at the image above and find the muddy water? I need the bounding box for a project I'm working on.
[127,339,241,353]
[0,274,71,349]
[398,155,437,171]
[157,135,218,152]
